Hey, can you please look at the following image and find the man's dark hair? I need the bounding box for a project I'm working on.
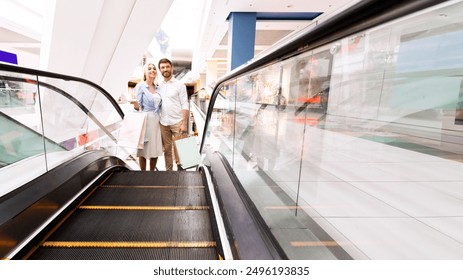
[158,58,172,68]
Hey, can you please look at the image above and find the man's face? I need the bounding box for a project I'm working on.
[159,62,173,79]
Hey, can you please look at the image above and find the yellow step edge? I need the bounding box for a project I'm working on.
[42,241,216,248]
[0,239,16,247]
[79,205,209,211]
[102,185,205,189]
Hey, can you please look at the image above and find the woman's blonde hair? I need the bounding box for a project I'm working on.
[143,59,157,81]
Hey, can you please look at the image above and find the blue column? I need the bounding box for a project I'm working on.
[228,12,256,71]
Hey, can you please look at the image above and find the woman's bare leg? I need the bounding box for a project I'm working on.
[149,157,158,171]
[139,157,147,171]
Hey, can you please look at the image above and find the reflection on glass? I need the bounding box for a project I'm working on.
[203,1,463,259]
[0,68,123,197]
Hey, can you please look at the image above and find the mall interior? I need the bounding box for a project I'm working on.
[1,0,463,260]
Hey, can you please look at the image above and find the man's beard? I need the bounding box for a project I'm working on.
[162,71,172,78]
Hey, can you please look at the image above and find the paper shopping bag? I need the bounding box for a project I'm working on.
[137,115,147,149]
[118,112,147,149]
[174,136,201,169]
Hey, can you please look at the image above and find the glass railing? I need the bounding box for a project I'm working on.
[201,0,463,259]
[0,64,123,196]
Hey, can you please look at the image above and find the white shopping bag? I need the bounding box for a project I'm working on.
[118,112,147,149]
[174,136,201,169]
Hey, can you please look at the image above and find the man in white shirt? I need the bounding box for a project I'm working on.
[158,58,189,170]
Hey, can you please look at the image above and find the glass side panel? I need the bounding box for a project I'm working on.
[203,0,463,259]
[36,76,121,153]
[202,81,236,166]
[44,78,122,128]
[0,72,49,196]
[0,72,51,168]
[0,68,123,197]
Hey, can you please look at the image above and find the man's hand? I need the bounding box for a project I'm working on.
[180,121,188,134]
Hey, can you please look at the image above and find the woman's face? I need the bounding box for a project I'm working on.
[145,64,157,80]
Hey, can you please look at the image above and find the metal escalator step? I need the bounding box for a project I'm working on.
[79,205,209,210]
[102,185,205,189]
[28,170,217,260]
[30,209,218,260]
[28,247,218,260]
[104,171,203,187]
[44,209,214,242]
[84,185,207,206]
[42,241,216,248]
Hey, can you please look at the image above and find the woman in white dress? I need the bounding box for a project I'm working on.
[134,61,163,171]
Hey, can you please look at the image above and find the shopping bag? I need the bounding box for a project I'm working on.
[118,111,147,149]
[174,136,201,169]
[137,116,147,149]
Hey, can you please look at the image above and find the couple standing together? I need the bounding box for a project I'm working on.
[134,58,189,171]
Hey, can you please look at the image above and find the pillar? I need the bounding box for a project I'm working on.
[227,12,256,71]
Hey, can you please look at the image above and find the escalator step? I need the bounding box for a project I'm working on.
[45,209,214,242]
[28,247,218,260]
[84,185,207,206]
[79,205,209,210]
[42,241,216,248]
[28,170,218,260]
[104,171,203,186]
[29,208,219,260]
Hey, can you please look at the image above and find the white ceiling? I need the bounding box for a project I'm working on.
[0,0,357,87]
[190,0,357,77]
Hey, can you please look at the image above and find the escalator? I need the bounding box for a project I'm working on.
[21,170,223,260]
[0,149,279,260]
[5,0,452,262]
[0,61,279,260]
